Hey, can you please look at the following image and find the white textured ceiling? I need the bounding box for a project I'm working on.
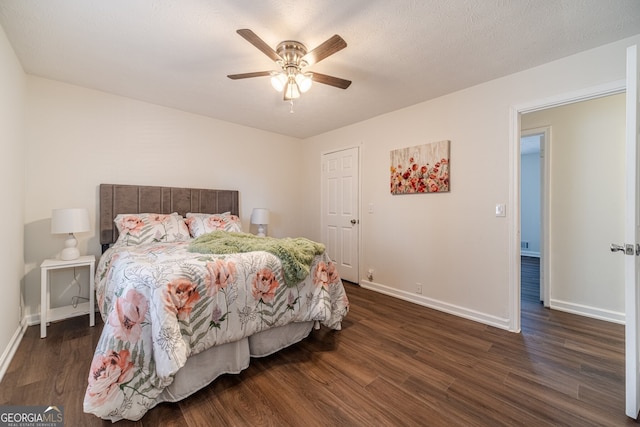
[1,1,639,139]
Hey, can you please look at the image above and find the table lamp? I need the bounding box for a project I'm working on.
[51,208,90,260]
[250,208,270,237]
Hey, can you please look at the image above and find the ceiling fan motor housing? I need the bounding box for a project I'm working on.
[276,41,308,71]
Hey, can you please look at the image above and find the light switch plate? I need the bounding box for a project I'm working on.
[495,203,506,217]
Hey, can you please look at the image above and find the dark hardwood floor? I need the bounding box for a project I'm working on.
[521,255,541,304]
[1,274,635,426]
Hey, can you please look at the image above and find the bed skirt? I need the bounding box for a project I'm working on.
[155,321,314,405]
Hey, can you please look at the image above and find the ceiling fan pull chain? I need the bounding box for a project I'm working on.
[289,99,295,113]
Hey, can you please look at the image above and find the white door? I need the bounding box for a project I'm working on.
[321,147,359,283]
[625,44,640,420]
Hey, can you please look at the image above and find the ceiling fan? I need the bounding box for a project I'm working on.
[227,29,351,101]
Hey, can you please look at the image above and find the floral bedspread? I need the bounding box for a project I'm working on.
[83,240,349,422]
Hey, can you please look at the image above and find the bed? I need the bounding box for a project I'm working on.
[83,184,350,422]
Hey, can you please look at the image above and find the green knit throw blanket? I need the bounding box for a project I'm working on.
[187,231,326,287]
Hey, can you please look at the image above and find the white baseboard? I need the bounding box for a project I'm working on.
[359,280,511,330]
[521,250,540,258]
[550,299,625,324]
[25,312,39,326]
[0,317,28,383]
[357,281,625,328]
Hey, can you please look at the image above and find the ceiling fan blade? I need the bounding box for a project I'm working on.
[236,29,282,62]
[227,71,273,80]
[312,72,352,89]
[302,35,347,66]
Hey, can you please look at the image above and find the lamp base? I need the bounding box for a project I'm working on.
[60,247,80,261]
[257,225,266,237]
[60,233,80,260]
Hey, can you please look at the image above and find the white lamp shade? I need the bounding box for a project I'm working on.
[250,208,270,225]
[51,208,90,234]
[271,73,287,92]
[295,73,312,93]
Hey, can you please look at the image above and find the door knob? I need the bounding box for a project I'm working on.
[611,243,626,253]
[610,243,638,255]
[350,219,358,225]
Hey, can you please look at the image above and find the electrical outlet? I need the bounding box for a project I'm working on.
[367,268,374,281]
[416,283,422,294]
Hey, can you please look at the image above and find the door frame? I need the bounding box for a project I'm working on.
[320,144,362,283]
[508,79,626,332]
[624,44,639,419]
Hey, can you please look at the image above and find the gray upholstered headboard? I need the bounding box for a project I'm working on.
[100,184,239,252]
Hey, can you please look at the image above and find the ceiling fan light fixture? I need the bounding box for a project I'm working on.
[295,72,313,93]
[229,30,351,102]
[270,72,287,92]
[284,79,301,100]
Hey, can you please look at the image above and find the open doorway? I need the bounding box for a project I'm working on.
[520,131,543,306]
[520,127,550,308]
[516,93,626,325]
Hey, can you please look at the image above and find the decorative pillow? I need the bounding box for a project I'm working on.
[114,213,191,246]
[185,212,242,237]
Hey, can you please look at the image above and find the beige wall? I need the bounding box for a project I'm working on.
[301,35,640,328]
[23,77,304,320]
[522,93,626,321]
[2,26,638,374]
[0,24,25,376]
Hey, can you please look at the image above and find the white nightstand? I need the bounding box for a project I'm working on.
[40,255,96,338]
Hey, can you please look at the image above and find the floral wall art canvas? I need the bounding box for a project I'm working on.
[390,140,450,194]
